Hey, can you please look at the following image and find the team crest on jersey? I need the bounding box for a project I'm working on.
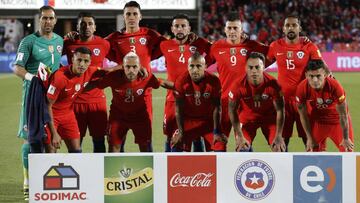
[287,51,293,59]
[179,45,185,53]
[229,91,234,99]
[240,48,247,56]
[230,48,236,55]
[203,92,210,99]
[93,48,100,56]
[325,99,333,104]
[48,45,54,53]
[129,37,136,45]
[316,98,323,104]
[194,91,201,98]
[75,84,81,92]
[189,46,197,53]
[136,89,144,95]
[297,51,304,59]
[139,37,147,45]
[56,45,62,54]
[126,88,132,96]
[261,94,269,100]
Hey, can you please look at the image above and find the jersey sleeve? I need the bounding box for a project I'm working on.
[14,36,34,68]
[228,82,241,102]
[104,33,118,62]
[295,81,307,104]
[148,29,166,60]
[331,79,346,104]
[147,74,161,89]
[267,42,276,61]
[308,43,322,60]
[174,77,185,99]
[212,76,221,98]
[47,71,65,101]
[270,79,283,100]
[95,71,116,89]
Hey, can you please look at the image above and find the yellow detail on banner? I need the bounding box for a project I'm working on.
[104,167,153,195]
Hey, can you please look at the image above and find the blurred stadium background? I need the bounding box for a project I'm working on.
[0,0,359,202]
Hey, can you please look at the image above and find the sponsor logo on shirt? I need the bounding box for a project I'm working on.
[228,91,234,99]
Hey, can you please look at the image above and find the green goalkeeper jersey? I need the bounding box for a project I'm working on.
[15,31,63,139]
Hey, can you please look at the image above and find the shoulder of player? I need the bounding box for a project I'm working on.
[142,27,160,35]
[104,31,122,40]
[325,77,343,90]
[20,33,38,45]
[297,78,308,90]
[211,39,226,47]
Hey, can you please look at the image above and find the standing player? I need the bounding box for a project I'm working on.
[63,12,110,152]
[296,59,354,152]
[267,15,322,149]
[209,13,268,150]
[171,52,227,152]
[105,1,165,150]
[47,47,102,153]
[13,6,63,200]
[228,52,286,152]
[160,13,212,152]
[88,52,171,152]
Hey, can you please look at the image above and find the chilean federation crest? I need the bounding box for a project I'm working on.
[234,159,275,201]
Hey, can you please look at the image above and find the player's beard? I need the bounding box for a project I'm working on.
[286,31,298,40]
[175,33,187,41]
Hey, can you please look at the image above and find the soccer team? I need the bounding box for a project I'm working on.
[13,1,354,200]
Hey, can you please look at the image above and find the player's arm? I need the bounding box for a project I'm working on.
[157,78,174,89]
[336,101,354,151]
[46,98,61,149]
[228,99,250,151]
[297,103,315,151]
[212,97,227,144]
[271,97,286,152]
[172,97,185,147]
[14,65,35,81]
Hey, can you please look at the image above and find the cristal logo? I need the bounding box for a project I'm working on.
[170,173,213,187]
[300,165,336,193]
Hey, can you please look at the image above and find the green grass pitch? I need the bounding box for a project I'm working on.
[0,72,359,202]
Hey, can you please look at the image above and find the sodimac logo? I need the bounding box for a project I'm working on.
[34,163,87,201]
[293,156,342,203]
[168,155,216,203]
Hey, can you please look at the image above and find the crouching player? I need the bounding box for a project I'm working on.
[228,52,286,152]
[296,59,354,152]
[171,52,227,152]
[87,52,171,152]
[47,47,103,153]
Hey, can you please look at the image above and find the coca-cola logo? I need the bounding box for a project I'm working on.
[170,173,213,187]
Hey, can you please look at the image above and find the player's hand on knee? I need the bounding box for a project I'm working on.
[235,136,250,152]
[271,136,286,152]
[170,130,183,148]
[306,137,316,152]
[340,138,354,152]
[52,132,62,149]
[213,133,228,144]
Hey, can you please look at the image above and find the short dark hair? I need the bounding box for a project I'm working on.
[124,1,141,10]
[74,47,92,56]
[248,52,265,64]
[285,14,301,26]
[188,51,205,63]
[172,13,190,22]
[78,12,95,23]
[39,6,56,16]
[306,59,326,71]
[226,12,240,22]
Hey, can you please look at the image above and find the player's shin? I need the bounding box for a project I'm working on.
[92,139,106,153]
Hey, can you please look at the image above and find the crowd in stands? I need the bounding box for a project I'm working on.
[201,0,360,52]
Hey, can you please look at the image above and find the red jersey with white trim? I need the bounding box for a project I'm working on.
[47,65,101,117]
[174,71,221,120]
[105,27,164,73]
[63,35,110,103]
[160,37,212,101]
[267,38,322,98]
[96,71,160,120]
[210,39,269,99]
[296,77,346,124]
[228,72,282,122]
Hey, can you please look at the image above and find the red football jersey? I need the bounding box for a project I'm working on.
[296,77,346,124]
[47,65,101,117]
[228,72,282,122]
[174,71,221,120]
[267,38,322,98]
[63,35,110,103]
[210,39,269,99]
[96,71,160,121]
[160,37,211,101]
[105,27,165,73]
